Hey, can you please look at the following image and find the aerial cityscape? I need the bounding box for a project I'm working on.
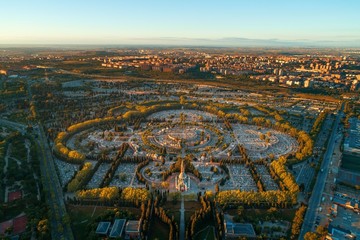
[0,1,360,240]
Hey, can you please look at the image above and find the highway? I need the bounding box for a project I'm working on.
[35,123,74,240]
[299,104,343,239]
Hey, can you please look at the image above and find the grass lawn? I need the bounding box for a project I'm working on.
[10,138,27,160]
[188,214,216,240]
[185,201,202,211]
[67,205,116,240]
[1,201,24,221]
[148,217,170,240]
[163,201,181,222]
[194,226,216,240]
[184,201,202,225]
[227,208,296,223]
[68,204,143,239]
[163,200,202,227]
[184,212,192,227]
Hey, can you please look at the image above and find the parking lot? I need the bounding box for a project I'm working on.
[331,207,360,237]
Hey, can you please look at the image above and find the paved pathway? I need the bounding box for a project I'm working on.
[25,139,31,163]
[179,195,185,240]
[3,144,11,203]
[296,162,305,182]
[0,119,27,134]
[3,143,11,175]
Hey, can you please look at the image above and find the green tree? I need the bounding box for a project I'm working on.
[237,206,244,217]
[62,214,71,225]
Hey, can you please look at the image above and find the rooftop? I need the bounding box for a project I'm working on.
[225,222,256,237]
[344,117,360,155]
[125,220,140,233]
[7,191,22,203]
[12,215,27,235]
[109,219,126,238]
[328,224,353,240]
[95,221,111,235]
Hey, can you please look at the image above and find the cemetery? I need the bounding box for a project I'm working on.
[53,103,300,194]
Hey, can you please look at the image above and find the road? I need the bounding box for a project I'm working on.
[294,114,334,194]
[179,195,185,240]
[26,73,73,239]
[0,119,27,134]
[35,124,74,240]
[44,66,270,92]
[56,68,128,80]
[299,105,343,239]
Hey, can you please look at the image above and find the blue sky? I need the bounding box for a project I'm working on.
[1,0,360,46]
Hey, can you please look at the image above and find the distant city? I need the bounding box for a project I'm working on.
[94,49,360,91]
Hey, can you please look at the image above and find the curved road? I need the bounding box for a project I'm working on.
[0,119,27,134]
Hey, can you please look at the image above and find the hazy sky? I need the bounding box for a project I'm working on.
[1,0,360,46]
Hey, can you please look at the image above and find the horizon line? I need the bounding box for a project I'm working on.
[1,44,360,49]
[1,37,360,48]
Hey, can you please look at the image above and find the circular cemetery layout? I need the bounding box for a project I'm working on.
[57,107,299,193]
